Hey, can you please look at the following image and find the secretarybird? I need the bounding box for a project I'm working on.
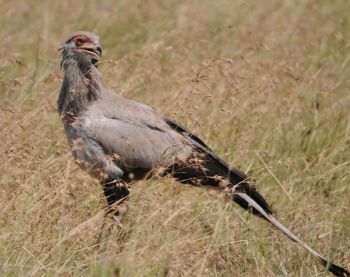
[58,31,349,276]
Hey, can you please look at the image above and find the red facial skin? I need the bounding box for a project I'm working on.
[71,35,94,47]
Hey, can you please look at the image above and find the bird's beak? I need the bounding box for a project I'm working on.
[78,41,102,59]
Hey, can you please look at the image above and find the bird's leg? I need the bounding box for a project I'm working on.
[96,179,130,243]
[101,179,129,217]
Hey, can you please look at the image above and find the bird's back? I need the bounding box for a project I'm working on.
[67,91,193,179]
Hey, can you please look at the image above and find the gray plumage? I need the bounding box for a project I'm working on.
[58,31,349,277]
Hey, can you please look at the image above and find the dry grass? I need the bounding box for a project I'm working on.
[1,0,350,276]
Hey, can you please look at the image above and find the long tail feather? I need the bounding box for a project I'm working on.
[235,192,350,277]
[231,180,272,218]
[164,131,349,276]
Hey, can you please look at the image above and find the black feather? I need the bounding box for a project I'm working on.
[165,118,272,218]
[164,118,212,151]
[320,258,350,277]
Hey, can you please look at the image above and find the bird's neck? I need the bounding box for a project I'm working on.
[58,56,104,122]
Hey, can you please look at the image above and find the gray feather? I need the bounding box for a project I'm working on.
[57,31,350,277]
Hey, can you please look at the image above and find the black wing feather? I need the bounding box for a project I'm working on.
[164,117,272,216]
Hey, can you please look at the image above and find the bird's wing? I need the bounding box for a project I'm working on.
[164,117,249,179]
[163,118,212,151]
[83,97,193,170]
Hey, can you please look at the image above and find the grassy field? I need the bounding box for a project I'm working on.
[1,0,350,276]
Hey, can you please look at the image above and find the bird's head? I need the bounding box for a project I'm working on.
[60,31,102,67]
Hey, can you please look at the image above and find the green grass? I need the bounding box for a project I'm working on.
[0,0,349,276]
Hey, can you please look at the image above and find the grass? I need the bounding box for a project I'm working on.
[0,0,349,276]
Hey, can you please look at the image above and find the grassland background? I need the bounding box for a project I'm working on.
[0,0,349,276]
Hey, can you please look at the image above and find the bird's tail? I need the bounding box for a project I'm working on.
[166,155,349,276]
[236,191,349,277]
[168,153,273,219]
[227,167,272,218]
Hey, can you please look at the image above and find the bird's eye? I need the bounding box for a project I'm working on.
[75,38,84,46]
